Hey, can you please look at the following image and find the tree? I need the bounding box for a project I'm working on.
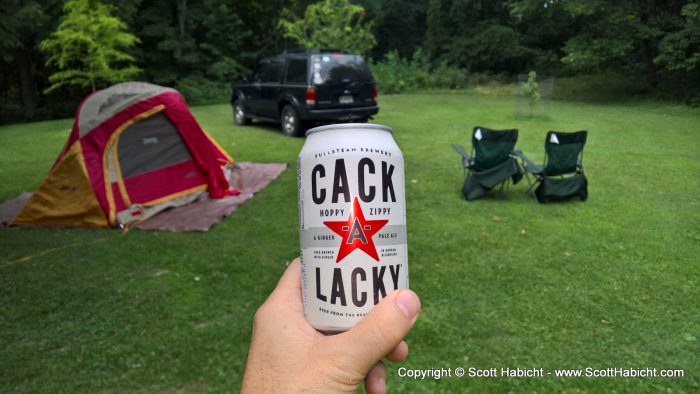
[525,70,540,116]
[39,0,141,93]
[656,1,700,72]
[445,22,531,73]
[130,0,249,103]
[0,1,59,118]
[232,0,306,64]
[424,0,531,73]
[507,0,577,73]
[559,0,687,88]
[278,0,377,56]
[363,0,426,59]
[424,0,447,59]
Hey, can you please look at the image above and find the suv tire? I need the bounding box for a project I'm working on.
[233,100,251,125]
[281,105,303,137]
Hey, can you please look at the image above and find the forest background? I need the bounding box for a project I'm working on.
[2,0,699,124]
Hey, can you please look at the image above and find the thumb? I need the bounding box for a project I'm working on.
[334,289,420,373]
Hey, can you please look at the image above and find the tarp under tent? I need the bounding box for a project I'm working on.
[5,82,285,230]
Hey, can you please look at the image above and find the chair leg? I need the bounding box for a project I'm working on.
[524,174,539,194]
[496,179,510,200]
[523,172,532,192]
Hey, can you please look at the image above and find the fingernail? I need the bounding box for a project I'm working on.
[395,290,420,319]
[378,376,385,389]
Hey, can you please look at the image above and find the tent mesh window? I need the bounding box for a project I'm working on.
[117,113,193,178]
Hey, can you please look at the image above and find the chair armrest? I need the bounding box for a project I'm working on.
[451,144,472,169]
[513,149,544,175]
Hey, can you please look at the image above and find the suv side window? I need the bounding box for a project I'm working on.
[285,58,308,85]
[263,61,283,83]
[252,62,268,83]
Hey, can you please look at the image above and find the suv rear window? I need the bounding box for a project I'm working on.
[311,54,372,84]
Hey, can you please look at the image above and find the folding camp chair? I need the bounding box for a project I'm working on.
[515,130,588,203]
[452,126,523,201]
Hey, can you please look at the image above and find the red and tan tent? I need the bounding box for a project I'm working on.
[12,82,234,228]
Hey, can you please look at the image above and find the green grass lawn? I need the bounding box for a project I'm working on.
[1,93,699,393]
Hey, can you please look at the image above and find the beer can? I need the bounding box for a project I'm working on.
[297,123,409,333]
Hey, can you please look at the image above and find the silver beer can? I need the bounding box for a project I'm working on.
[297,123,409,332]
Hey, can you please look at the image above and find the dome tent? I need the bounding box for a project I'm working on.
[12,82,234,228]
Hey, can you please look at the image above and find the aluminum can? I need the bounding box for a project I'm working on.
[297,123,409,332]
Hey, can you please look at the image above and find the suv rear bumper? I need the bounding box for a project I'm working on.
[304,105,379,121]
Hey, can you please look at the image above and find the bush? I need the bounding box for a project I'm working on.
[0,103,25,125]
[370,50,471,94]
[174,75,231,106]
[554,72,649,102]
[34,100,81,121]
[0,97,80,125]
[428,61,472,90]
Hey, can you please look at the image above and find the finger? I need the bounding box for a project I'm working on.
[261,257,321,338]
[364,361,387,394]
[335,289,420,372]
[386,340,409,362]
[271,257,302,299]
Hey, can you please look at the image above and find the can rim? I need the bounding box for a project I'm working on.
[305,123,393,136]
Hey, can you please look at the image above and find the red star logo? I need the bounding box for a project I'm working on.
[323,197,388,263]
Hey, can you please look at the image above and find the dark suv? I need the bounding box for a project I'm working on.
[231,49,379,136]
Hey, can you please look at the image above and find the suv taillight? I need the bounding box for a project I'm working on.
[305,87,317,106]
[373,84,378,101]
